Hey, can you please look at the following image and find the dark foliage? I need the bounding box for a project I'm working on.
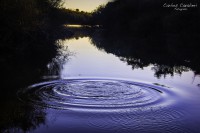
[92,0,200,35]
[89,0,200,77]
[57,8,92,24]
[0,0,66,50]
[0,1,68,131]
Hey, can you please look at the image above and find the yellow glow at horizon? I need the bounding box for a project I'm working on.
[65,24,82,28]
[63,0,112,12]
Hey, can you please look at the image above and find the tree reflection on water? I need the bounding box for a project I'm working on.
[90,30,200,78]
[0,27,200,132]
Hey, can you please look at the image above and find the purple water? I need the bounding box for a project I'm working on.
[16,37,200,133]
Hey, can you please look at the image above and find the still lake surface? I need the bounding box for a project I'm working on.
[2,35,200,133]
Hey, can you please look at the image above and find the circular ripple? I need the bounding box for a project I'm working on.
[18,79,176,111]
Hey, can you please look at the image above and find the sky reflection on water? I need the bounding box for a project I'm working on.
[54,37,199,91]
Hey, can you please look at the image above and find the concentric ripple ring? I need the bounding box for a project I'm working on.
[18,79,176,112]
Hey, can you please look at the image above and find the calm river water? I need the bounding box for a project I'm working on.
[1,35,200,133]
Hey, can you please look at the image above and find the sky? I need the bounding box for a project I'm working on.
[63,0,112,12]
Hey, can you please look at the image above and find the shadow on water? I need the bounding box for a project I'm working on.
[0,28,70,132]
[0,42,53,132]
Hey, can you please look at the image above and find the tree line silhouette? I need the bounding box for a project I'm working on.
[89,0,200,76]
[92,0,200,35]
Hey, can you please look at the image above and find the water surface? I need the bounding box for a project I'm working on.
[3,36,200,133]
